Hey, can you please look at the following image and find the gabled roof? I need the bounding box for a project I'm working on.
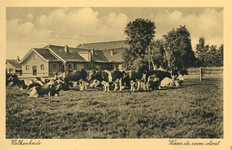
[6,59,22,68]
[78,40,129,50]
[101,48,125,63]
[45,45,89,62]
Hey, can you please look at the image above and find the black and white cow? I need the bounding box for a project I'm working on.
[122,70,147,91]
[29,78,65,97]
[100,70,125,92]
[146,70,172,90]
[64,69,89,91]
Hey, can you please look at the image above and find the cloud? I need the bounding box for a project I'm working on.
[7,8,128,58]
[27,14,34,20]
[151,8,223,49]
[6,8,222,59]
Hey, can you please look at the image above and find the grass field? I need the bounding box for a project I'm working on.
[6,76,223,139]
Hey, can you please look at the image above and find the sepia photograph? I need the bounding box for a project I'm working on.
[1,1,231,150]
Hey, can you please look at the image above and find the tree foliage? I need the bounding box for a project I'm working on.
[149,39,168,69]
[124,18,156,59]
[163,25,196,70]
[196,36,223,67]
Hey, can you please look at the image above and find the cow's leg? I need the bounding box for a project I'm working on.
[113,82,118,91]
[106,82,110,92]
[29,87,38,97]
[136,81,141,91]
[80,83,84,91]
[119,78,123,91]
[104,83,107,92]
[130,81,133,91]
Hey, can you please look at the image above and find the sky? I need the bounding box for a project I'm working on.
[6,7,223,59]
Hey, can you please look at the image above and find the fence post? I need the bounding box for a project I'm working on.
[200,67,203,81]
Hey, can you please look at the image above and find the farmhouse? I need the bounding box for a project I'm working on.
[6,58,22,75]
[19,40,128,77]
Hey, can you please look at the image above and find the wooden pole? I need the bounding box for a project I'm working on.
[200,67,202,81]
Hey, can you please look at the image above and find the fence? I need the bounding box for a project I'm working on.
[187,67,223,81]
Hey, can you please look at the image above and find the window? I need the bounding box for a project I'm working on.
[41,64,44,70]
[74,64,77,69]
[26,65,29,70]
[53,64,56,69]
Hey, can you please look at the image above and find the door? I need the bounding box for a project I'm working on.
[32,66,37,75]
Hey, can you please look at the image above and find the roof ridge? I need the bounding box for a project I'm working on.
[82,40,126,45]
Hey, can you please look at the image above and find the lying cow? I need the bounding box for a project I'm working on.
[87,69,103,89]
[146,70,172,90]
[158,76,176,89]
[29,79,64,97]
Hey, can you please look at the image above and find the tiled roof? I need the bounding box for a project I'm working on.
[34,48,58,61]
[45,45,89,62]
[6,59,22,68]
[101,48,125,63]
[91,50,108,63]
[78,40,129,50]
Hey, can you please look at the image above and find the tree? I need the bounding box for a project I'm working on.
[195,36,209,66]
[217,44,223,66]
[149,39,167,69]
[163,25,196,70]
[124,18,156,60]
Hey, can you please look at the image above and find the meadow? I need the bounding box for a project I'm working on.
[6,75,223,138]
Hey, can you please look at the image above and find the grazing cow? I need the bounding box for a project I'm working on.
[101,70,124,92]
[64,69,88,91]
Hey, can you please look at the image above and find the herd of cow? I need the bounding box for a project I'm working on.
[6,68,188,97]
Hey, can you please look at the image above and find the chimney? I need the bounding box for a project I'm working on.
[17,56,20,63]
[91,49,95,55]
[111,49,114,56]
[64,45,68,53]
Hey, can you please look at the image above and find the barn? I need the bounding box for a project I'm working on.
[18,40,128,77]
[78,40,129,70]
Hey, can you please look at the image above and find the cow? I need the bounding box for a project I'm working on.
[146,70,172,90]
[100,70,125,92]
[64,69,88,91]
[6,73,20,87]
[6,73,14,86]
[87,69,104,89]
[14,78,44,90]
[29,78,65,97]
[122,70,147,92]
[158,76,176,89]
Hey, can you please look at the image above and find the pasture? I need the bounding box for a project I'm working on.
[6,75,223,138]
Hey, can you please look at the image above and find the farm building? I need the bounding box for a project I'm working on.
[18,40,128,77]
[6,58,22,75]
